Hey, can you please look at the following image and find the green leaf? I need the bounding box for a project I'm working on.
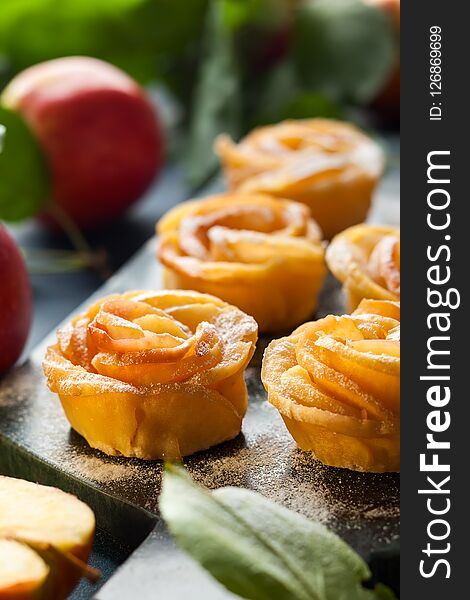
[0,0,208,83]
[293,0,395,104]
[159,463,397,600]
[280,93,343,121]
[221,0,264,31]
[0,106,49,222]
[252,60,298,124]
[372,584,399,600]
[221,0,291,32]
[254,61,343,124]
[185,0,241,186]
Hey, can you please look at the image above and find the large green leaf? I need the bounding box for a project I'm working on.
[0,106,49,221]
[185,0,241,186]
[160,463,397,600]
[293,0,395,104]
[0,0,208,83]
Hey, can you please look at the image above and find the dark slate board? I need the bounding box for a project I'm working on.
[0,148,400,598]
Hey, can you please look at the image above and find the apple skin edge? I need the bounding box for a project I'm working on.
[0,225,32,375]
[2,57,165,230]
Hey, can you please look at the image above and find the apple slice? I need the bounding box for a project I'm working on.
[0,539,49,599]
[0,476,98,600]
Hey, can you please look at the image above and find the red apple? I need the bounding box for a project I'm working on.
[0,225,32,374]
[1,57,164,229]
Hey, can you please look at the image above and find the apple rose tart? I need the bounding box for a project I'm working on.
[157,193,326,333]
[43,290,257,459]
[262,299,400,472]
[326,224,400,311]
[215,119,384,239]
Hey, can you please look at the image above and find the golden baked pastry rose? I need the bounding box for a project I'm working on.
[157,193,327,333]
[261,299,400,472]
[326,224,400,311]
[215,118,384,239]
[43,290,258,459]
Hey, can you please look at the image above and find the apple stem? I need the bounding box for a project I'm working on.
[47,203,112,279]
[22,248,88,273]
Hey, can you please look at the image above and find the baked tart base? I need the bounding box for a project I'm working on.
[262,299,400,472]
[215,119,384,239]
[327,224,400,311]
[157,193,326,333]
[43,290,258,459]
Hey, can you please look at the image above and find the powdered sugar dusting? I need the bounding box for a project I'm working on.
[189,377,399,534]
[0,241,399,559]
